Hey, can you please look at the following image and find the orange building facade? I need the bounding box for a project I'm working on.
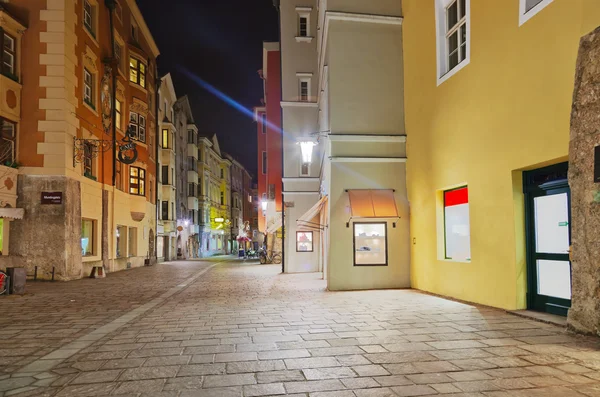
[255,42,282,253]
[1,0,159,280]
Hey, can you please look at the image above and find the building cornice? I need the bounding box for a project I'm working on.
[282,177,320,183]
[328,134,407,142]
[329,157,407,163]
[281,101,319,108]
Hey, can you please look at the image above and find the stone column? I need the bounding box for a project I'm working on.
[567,26,600,335]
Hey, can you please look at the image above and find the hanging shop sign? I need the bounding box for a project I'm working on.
[117,128,138,165]
[41,192,62,205]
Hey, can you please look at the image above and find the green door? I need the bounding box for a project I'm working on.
[524,163,571,316]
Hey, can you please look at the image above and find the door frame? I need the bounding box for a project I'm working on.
[523,162,571,316]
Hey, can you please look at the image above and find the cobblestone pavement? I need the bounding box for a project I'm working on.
[1,258,600,397]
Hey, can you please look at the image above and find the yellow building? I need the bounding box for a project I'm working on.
[403,0,600,314]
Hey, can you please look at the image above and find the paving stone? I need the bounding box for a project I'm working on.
[390,385,437,396]
[163,376,204,390]
[177,363,226,377]
[203,373,256,388]
[4,259,599,397]
[119,366,179,381]
[243,382,286,396]
[284,379,345,393]
[285,358,340,370]
[112,379,165,394]
[303,367,356,380]
[70,370,121,384]
[256,370,305,383]
[179,386,242,397]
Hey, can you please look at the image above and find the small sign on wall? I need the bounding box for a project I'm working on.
[41,192,62,205]
[595,146,600,183]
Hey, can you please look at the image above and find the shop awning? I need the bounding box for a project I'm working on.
[296,196,328,231]
[0,208,24,220]
[347,189,398,218]
[266,215,282,234]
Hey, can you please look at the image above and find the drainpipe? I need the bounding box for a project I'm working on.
[155,74,161,262]
[273,0,285,274]
[105,0,117,272]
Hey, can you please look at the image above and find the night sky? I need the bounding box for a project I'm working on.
[138,0,279,177]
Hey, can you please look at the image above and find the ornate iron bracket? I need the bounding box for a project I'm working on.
[73,137,113,165]
[73,128,139,166]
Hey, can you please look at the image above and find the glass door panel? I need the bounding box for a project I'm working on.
[534,193,569,254]
[536,259,571,300]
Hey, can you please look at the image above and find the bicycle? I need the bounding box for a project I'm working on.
[259,250,282,265]
[0,270,7,295]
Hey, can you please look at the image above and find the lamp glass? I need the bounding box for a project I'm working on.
[300,141,316,164]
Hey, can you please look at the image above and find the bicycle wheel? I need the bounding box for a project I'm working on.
[272,254,282,265]
[259,255,267,264]
[0,271,7,295]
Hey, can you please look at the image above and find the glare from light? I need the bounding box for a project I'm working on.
[299,141,317,164]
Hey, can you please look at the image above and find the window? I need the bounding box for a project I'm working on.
[115,158,123,190]
[296,8,311,38]
[443,186,471,261]
[188,130,196,144]
[162,129,169,148]
[81,218,95,257]
[131,18,139,42]
[220,168,224,179]
[115,100,122,130]
[299,16,308,37]
[83,142,94,177]
[161,165,168,185]
[0,119,16,165]
[116,225,126,257]
[115,1,123,21]
[435,0,470,85]
[83,68,94,108]
[161,201,169,220]
[296,232,313,252]
[262,151,267,175]
[129,166,145,196]
[354,223,387,266]
[262,114,267,134]
[301,162,310,177]
[188,183,196,197]
[83,0,95,38]
[128,111,146,142]
[129,57,146,88]
[299,80,309,101]
[188,156,197,172]
[519,0,553,26]
[220,191,224,205]
[2,33,16,77]
[128,227,137,257]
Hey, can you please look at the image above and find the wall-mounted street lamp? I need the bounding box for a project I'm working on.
[298,140,317,164]
[261,200,268,217]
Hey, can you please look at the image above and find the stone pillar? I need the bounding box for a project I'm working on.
[11,175,82,280]
[567,26,600,335]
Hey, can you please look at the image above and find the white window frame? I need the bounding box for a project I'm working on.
[519,0,554,26]
[83,68,94,109]
[296,7,313,42]
[128,111,146,143]
[83,0,95,36]
[298,74,311,102]
[435,0,470,86]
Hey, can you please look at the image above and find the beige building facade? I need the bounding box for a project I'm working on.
[157,74,177,262]
[281,0,410,289]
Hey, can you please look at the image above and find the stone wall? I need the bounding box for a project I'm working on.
[567,26,600,335]
[10,175,82,281]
